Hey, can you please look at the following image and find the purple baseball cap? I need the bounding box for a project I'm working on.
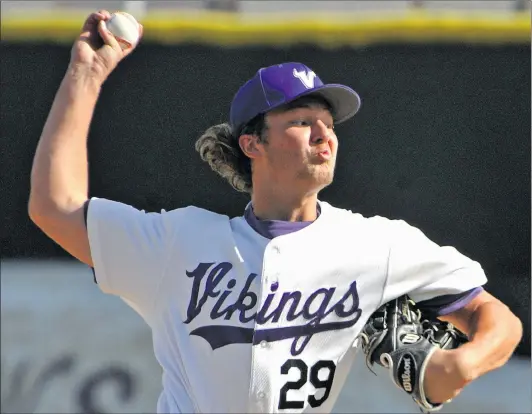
[229,62,361,133]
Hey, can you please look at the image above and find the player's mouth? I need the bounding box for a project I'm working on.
[316,150,331,160]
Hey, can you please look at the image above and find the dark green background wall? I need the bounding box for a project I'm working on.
[1,42,529,355]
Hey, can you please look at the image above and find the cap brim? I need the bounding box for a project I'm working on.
[301,84,361,124]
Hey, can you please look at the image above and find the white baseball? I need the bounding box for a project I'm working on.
[106,12,140,50]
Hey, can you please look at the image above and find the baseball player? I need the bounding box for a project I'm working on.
[29,10,522,414]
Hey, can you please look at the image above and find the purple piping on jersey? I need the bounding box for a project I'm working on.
[434,286,484,316]
[244,204,320,239]
[416,287,484,316]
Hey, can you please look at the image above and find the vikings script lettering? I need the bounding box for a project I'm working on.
[183,262,362,356]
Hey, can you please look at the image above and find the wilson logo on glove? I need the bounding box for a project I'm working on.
[398,353,417,394]
[401,333,421,344]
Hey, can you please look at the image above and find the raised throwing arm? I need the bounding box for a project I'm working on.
[28,10,142,266]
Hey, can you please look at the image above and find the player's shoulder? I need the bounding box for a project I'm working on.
[87,198,233,243]
[156,205,233,244]
[319,201,414,234]
[160,204,230,226]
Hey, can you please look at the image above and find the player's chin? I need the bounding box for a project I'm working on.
[303,162,335,182]
[313,169,335,187]
[317,160,335,173]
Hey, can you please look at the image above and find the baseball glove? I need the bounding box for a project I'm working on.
[359,295,468,413]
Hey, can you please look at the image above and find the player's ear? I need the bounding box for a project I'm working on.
[238,134,262,159]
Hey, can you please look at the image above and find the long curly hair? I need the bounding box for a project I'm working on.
[195,114,266,193]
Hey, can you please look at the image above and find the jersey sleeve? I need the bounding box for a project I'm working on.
[86,197,182,322]
[415,286,484,317]
[380,219,487,310]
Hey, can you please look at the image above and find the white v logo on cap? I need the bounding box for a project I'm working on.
[293,68,316,89]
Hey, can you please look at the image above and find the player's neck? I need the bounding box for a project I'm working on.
[250,190,319,222]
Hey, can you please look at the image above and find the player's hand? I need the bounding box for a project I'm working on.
[69,10,143,84]
[423,348,473,404]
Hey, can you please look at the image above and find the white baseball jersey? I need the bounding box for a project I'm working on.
[86,198,487,413]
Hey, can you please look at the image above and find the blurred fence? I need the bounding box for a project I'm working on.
[1,0,531,16]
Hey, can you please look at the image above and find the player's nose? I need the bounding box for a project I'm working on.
[310,120,333,145]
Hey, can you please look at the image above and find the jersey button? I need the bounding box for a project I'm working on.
[260,340,268,348]
[258,391,265,399]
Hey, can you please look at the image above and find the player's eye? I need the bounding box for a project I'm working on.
[290,119,311,127]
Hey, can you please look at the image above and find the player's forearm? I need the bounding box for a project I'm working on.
[457,300,522,380]
[29,67,102,215]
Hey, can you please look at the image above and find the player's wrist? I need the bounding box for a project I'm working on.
[423,349,465,406]
[449,344,481,383]
[64,64,105,92]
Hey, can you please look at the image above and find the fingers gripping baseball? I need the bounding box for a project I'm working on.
[98,20,123,52]
[70,10,143,83]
